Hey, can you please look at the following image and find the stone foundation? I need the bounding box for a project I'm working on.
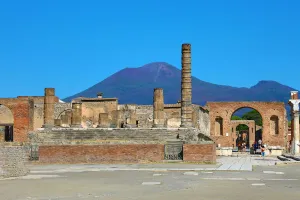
[30,128,216,164]
[0,144,29,178]
[38,143,216,164]
[39,144,165,163]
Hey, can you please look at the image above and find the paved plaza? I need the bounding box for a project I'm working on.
[0,156,300,200]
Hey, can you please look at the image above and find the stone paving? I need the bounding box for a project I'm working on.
[1,163,300,200]
[1,156,283,179]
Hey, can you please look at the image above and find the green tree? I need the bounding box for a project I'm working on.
[231,115,249,131]
[242,110,262,126]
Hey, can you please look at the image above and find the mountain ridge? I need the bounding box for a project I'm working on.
[63,62,296,109]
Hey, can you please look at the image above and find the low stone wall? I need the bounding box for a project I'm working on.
[39,144,165,164]
[216,147,233,156]
[183,144,216,163]
[0,144,29,178]
[38,143,216,164]
[30,128,214,145]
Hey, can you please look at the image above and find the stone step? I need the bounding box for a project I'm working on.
[277,155,291,161]
[282,154,300,161]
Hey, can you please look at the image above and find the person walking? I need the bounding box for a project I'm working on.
[261,145,265,159]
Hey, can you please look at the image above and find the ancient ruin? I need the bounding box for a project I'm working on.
[0,43,299,174]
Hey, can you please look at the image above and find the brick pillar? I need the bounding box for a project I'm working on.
[42,88,55,128]
[61,115,68,127]
[65,110,72,125]
[71,103,82,128]
[97,113,109,128]
[180,43,193,128]
[152,88,165,128]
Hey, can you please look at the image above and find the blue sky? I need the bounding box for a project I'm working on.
[0,0,299,98]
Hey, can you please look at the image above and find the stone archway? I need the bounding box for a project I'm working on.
[231,120,256,148]
[207,102,286,147]
[0,98,32,142]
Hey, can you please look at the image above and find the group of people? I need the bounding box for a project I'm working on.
[253,139,265,157]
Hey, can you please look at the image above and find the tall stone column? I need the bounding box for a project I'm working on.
[42,88,55,128]
[153,88,165,128]
[289,91,300,155]
[180,43,193,128]
[71,102,82,128]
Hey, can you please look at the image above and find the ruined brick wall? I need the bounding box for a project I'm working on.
[207,102,287,147]
[197,107,210,136]
[118,104,137,127]
[183,144,216,163]
[0,145,30,178]
[0,98,31,142]
[0,105,14,124]
[164,105,181,128]
[38,144,165,164]
[80,101,118,128]
[54,103,72,119]
[136,105,153,128]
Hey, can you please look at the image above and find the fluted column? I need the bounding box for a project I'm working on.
[180,43,193,128]
[71,102,82,128]
[153,88,165,128]
[42,88,55,128]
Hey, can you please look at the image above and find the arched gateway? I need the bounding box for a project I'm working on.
[207,102,287,148]
[0,98,33,142]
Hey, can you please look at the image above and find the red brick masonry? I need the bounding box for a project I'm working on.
[183,144,216,163]
[39,144,216,164]
[39,144,164,164]
[39,144,216,163]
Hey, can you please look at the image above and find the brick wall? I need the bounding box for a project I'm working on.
[38,143,216,164]
[207,102,287,147]
[183,144,216,163]
[0,98,31,142]
[39,144,164,164]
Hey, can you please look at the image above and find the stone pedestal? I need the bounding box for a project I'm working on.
[153,88,165,128]
[180,44,193,128]
[61,115,69,127]
[97,113,109,128]
[42,88,55,128]
[71,103,82,128]
[54,119,62,127]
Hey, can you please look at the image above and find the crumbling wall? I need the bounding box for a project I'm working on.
[198,107,210,136]
[0,145,29,178]
[136,105,153,128]
[81,101,118,128]
[54,103,72,119]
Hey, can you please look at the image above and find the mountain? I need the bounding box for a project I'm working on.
[63,62,296,115]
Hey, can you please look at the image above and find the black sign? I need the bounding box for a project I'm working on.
[164,141,183,160]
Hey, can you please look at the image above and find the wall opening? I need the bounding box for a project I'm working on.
[235,124,249,150]
[270,115,279,135]
[0,104,14,142]
[215,117,223,136]
[231,107,263,143]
